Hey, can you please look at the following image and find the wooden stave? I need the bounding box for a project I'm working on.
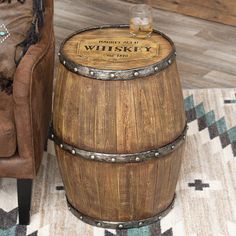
[53,64,186,222]
[55,143,185,222]
[53,60,186,154]
[53,26,186,224]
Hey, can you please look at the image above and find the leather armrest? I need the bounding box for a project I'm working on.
[13,4,54,175]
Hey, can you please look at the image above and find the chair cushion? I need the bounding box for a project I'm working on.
[0,0,44,93]
[0,0,33,80]
[0,91,16,157]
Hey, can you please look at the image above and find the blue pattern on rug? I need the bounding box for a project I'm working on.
[0,227,16,236]
[127,226,150,236]
[1,93,236,236]
[184,94,236,156]
[0,208,36,236]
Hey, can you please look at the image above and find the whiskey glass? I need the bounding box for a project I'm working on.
[130,4,153,38]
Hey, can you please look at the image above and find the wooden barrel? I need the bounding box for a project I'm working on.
[52,25,187,229]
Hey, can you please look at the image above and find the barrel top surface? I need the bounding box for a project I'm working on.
[61,25,174,71]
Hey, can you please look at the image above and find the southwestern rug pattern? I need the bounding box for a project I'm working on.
[1,88,236,236]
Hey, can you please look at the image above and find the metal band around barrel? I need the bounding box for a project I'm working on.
[66,194,176,229]
[51,124,187,163]
[58,24,176,81]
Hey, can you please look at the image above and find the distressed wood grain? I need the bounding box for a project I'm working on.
[53,26,186,222]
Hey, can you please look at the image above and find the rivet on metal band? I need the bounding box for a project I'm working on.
[51,124,187,163]
[66,194,176,229]
[58,24,176,81]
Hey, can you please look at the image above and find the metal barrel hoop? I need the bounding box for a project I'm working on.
[66,193,176,229]
[51,124,188,163]
[58,24,176,81]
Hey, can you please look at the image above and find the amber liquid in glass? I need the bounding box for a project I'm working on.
[130,17,153,38]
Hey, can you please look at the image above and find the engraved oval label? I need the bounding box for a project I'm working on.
[77,37,160,62]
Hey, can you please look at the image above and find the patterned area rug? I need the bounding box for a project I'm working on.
[1,88,236,236]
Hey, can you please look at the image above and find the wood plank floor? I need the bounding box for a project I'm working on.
[54,0,236,89]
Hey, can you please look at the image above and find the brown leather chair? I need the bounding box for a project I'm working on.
[0,0,54,225]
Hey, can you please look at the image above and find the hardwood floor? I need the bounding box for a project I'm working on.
[122,0,236,27]
[54,0,236,88]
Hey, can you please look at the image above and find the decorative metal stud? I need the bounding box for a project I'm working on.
[58,52,61,56]
[66,189,176,229]
[51,121,187,163]
[90,71,95,76]
[110,73,115,78]
[155,152,160,157]
[154,66,159,71]
[168,59,172,65]
[74,67,78,72]
[59,25,177,81]
[174,51,177,56]
[63,60,66,65]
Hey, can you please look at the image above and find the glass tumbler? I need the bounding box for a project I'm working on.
[130,4,153,38]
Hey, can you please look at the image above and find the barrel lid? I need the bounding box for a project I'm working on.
[59,24,176,80]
